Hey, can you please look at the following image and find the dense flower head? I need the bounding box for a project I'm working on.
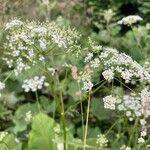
[3,19,81,75]
[115,88,150,121]
[103,95,117,110]
[84,46,150,84]
[96,134,108,148]
[118,15,143,25]
[117,93,142,120]
[22,76,49,92]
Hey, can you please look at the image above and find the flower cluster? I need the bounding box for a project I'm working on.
[103,95,117,110]
[117,93,142,121]
[96,134,108,148]
[118,15,143,25]
[102,88,150,145]
[5,18,23,30]
[84,47,150,84]
[22,76,49,92]
[25,111,32,122]
[4,19,81,75]
[116,88,150,121]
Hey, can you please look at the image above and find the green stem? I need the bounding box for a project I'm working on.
[65,80,106,114]
[77,81,85,139]
[105,118,119,136]
[83,90,91,149]
[115,78,135,93]
[56,73,67,150]
[35,91,41,112]
[3,71,14,82]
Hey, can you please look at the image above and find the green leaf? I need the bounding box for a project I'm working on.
[0,134,22,150]
[13,103,39,134]
[28,113,57,150]
[91,98,112,121]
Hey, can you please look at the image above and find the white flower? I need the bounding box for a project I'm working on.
[39,39,47,49]
[102,69,114,82]
[32,26,47,36]
[118,15,143,25]
[125,147,132,150]
[141,130,147,137]
[96,134,108,148]
[84,53,93,63]
[126,111,131,117]
[5,19,23,30]
[140,88,150,118]
[103,95,116,110]
[48,67,56,76]
[22,76,49,92]
[91,58,100,68]
[121,70,133,83]
[140,119,146,126]
[0,82,5,90]
[52,34,67,48]
[138,137,145,144]
[4,19,81,75]
[82,81,93,91]
[25,111,32,122]
[120,145,132,150]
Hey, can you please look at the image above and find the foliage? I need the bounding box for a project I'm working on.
[0,1,150,150]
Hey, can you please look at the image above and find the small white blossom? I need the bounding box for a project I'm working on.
[103,95,116,110]
[39,39,47,49]
[32,26,47,36]
[22,76,49,92]
[25,111,32,122]
[118,15,143,25]
[84,53,93,63]
[0,82,5,90]
[90,58,100,68]
[141,130,147,137]
[5,19,23,30]
[82,81,93,91]
[102,69,114,82]
[48,67,56,76]
[52,34,67,48]
[138,137,145,144]
[120,145,132,150]
[96,134,108,148]
[126,111,132,117]
[140,119,146,126]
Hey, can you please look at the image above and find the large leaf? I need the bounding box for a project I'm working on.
[28,113,57,150]
[13,103,39,134]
